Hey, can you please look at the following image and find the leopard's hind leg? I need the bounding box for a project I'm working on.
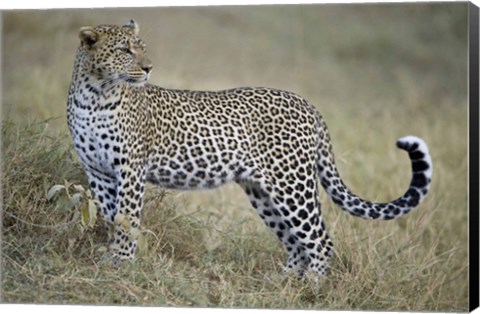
[240,182,308,276]
[239,170,334,280]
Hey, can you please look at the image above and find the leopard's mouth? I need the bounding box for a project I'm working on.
[122,71,150,86]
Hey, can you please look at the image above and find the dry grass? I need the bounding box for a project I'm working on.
[1,3,469,311]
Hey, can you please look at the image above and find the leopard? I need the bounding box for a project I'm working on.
[67,20,433,280]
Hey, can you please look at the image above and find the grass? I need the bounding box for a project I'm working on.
[1,120,468,310]
[1,3,469,311]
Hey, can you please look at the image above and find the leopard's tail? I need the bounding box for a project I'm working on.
[317,127,432,220]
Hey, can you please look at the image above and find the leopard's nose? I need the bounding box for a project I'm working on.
[142,63,153,74]
[140,57,153,74]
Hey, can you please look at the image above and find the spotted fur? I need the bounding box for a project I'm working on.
[67,20,433,279]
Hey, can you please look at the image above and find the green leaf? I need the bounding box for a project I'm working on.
[47,184,65,201]
[87,199,98,227]
[71,210,81,226]
[80,203,89,226]
[70,193,82,208]
[73,184,86,193]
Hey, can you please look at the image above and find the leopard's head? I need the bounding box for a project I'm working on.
[77,20,152,87]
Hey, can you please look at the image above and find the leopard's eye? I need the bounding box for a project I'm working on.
[118,47,132,54]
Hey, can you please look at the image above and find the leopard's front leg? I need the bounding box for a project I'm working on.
[109,165,146,263]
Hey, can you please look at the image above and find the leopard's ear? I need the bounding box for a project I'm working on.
[122,19,139,36]
[79,26,99,50]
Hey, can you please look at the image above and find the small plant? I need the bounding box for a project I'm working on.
[46,180,155,259]
[46,180,112,258]
[47,180,100,230]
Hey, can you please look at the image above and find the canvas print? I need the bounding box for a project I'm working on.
[1,3,471,311]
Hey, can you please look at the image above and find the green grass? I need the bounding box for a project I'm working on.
[1,3,469,311]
